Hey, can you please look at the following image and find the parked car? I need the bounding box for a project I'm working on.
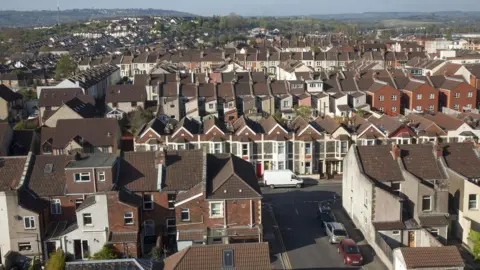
[263,170,303,188]
[325,222,348,244]
[317,211,335,227]
[337,239,363,266]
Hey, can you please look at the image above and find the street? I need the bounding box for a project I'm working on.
[262,181,388,270]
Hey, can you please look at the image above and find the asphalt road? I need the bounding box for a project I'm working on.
[262,182,370,270]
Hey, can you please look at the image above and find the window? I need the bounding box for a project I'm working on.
[391,95,397,101]
[305,162,311,174]
[416,94,422,100]
[341,141,348,153]
[364,189,368,207]
[429,228,439,237]
[181,208,190,221]
[392,230,400,236]
[283,100,289,107]
[467,104,472,109]
[214,143,222,154]
[75,199,84,209]
[98,172,105,182]
[170,104,175,108]
[144,194,154,210]
[50,199,61,215]
[24,216,35,229]
[168,194,176,209]
[177,144,186,150]
[422,196,432,211]
[278,161,285,170]
[391,183,401,193]
[277,142,285,154]
[124,212,134,225]
[391,106,397,112]
[74,172,91,182]
[305,143,312,155]
[83,213,92,226]
[208,103,214,109]
[112,102,118,108]
[18,242,32,251]
[428,105,434,111]
[241,143,249,156]
[454,93,460,98]
[131,101,137,107]
[429,93,435,100]
[469,194,478,210]
[454,104,459,110]
[416,105,422,111]
[468,92,473,98]
[210,202,224,218]
[144,220,155,236]
[379,107,384,112]
[166,218,176,235]
[378,95,384,101]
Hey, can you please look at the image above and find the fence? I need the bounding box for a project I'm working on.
[374,231,394,264]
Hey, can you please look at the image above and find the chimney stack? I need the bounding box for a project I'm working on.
[391,143,401,160]
[155,150,166,167]
[433,141,443,158]
[407,72,412,78]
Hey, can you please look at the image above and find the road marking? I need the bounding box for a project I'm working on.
[295,208,299,215]
[269,207,293,269]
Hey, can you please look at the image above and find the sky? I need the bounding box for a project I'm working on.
[1,0,479,16]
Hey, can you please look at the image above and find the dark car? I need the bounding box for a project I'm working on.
[337,239,363,266]
[317,211,335,227]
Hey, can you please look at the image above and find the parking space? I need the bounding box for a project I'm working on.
[262,182,387,270]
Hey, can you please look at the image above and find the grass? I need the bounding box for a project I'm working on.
[382,19,440,27]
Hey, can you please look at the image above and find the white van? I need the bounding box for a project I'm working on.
[263,170,303,188]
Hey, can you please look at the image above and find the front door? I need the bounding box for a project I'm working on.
[46,242,56,258]
[408,231,415,247]
[74,240,82,260]
[256,162,263,177]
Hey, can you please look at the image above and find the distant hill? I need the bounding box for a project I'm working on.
[309,11,480,22]
[0,9,197,28]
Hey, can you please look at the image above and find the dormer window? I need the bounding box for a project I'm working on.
[74,172,91,182]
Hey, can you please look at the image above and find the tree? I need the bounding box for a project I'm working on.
[55,55,77,80]
[311,46,321,53]
[150,247,163,261]
[19,88,37,100]
[45,250,66,270]
[40,45,49,52]
[124,107,155,135]
[294,105,312,119]
[273,110,285,125]
[91,245,119,260]
[470,230,480,260]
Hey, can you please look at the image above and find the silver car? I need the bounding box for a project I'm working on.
[325,222,348,244]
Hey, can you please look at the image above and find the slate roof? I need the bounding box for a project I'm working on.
[108,231,138,243]
[399,246,464,268]
[39,88,94,107]
[76,195,96,211]
[0,157,27,191]
[118,152,158,192]
[66,259,161,270]
[442,143,480,179]
[27,155,72,196]
[52,118,119,149]
[63,97,96,119]
[418,215,449,226]
[399,144,446,180]
[106,85,147,103]
[356,145,404,182]
[314,116,340,134]
[0,84,22,102]
[162,150,204,191]
[207,154,262,200]
[423,113,464,131]
[163,242,271,270]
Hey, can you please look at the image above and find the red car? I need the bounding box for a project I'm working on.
[337,239,363,266]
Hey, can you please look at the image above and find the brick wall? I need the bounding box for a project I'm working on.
[140,192,172,235]
[107,193,139,232]
[112,242,139,258]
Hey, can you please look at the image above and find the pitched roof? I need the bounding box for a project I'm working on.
[442,143,480,179]
[52,118,119,149]
[163,242,271,270]
[162,150,204,191]
[108,231,138,243]
[0,84,22,102]
[399,246,464,268]
[422,113,464,131]
[76,195,96,211]
[27,155,72,197]
[63,97,96,119]
[38,88,94,107]
[106,85,147,103]
[314,116,340,134]
[207,154,262,200]
[399,144,446,180]
[0,157,27,191]
[118,152,158,192]
[356,145,404,182]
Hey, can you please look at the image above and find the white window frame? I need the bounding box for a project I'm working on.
[74,172,91,182]
[429,93,435,100]
[379,95,384,101]
[167,193,175,210]
[143,194,154,210]
[18,242,32,251]
[391,95,397,101]
[416,94,422,100]
[50,199,61,215]
[429,228,439,236]
[422,196,432,211]
[415,105,422,111]
[241,143,249,156]
[454,104,459,110]
[391,183,401,193]
[213,143,222,154]
[305,142,312,155]
[391,106,397,112]
[469,194,478,210]
[277,142,286,155]
[124,212,134,225]
[364,189,368,208]
[454,93,460,98]
[428,105,434,111]
[392,230,400,236]
[24,216,35,229]
[181,208,190,221]
[468,92,473,98]
[209,201,224,218]
[278,161,285,170]
[83,213,93,226]
[98,171,106,182]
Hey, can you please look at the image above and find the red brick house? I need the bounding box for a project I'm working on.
[428,75,477,111]
[173,154,262,250]
[397,77,439,112]
[365,80,401,116]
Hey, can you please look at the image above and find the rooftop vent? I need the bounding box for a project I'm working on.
[44,163,54,173]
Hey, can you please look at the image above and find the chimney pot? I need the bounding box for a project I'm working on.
[391,143,401,160]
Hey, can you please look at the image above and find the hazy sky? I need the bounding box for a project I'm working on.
[1,0,479,16]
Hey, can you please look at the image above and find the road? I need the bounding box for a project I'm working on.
[262,182,387,270]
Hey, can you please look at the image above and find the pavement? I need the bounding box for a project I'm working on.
[262,182,388,270]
